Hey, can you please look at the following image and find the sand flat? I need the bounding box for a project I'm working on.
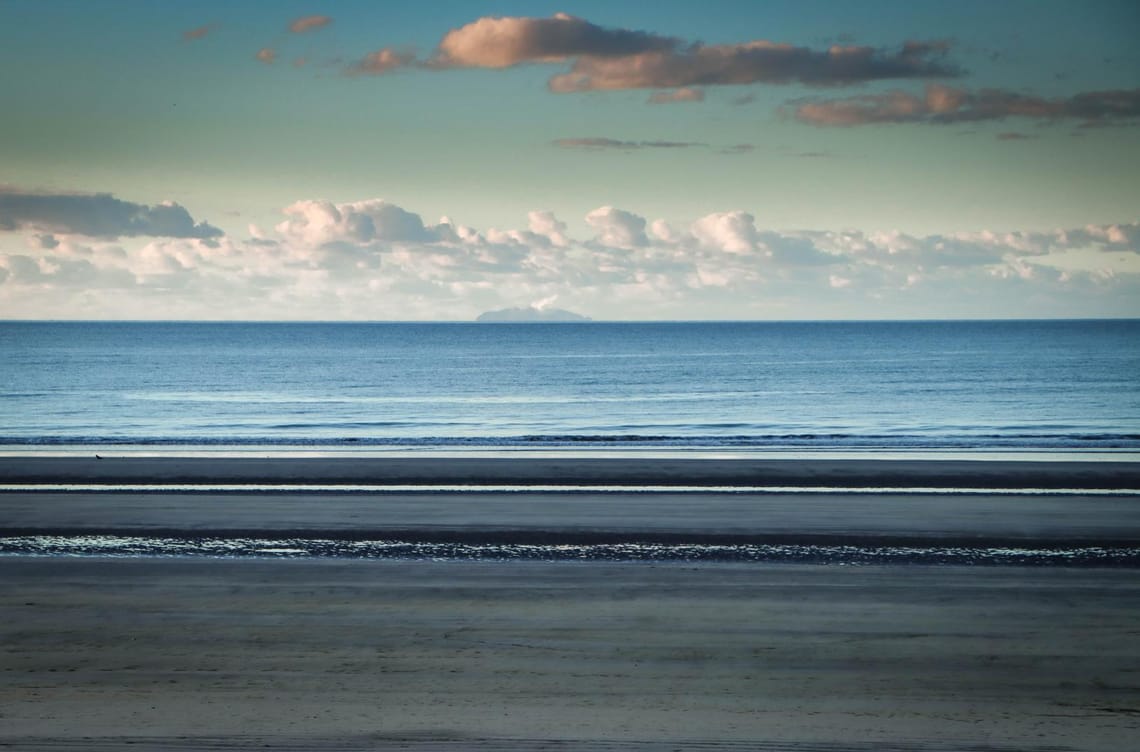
[2,455,1138,749]
[3,491,1140,549]
[1,557,1138,750]
[4,455,1140,488]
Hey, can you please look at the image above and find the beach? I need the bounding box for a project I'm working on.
[5,455,1140,489]
[2,456,1139,750]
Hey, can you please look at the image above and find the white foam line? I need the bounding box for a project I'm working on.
[1,483,1138,495]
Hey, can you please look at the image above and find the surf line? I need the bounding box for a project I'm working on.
[2,483,1138,495]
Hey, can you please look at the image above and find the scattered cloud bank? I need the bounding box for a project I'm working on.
[346,13,957,96]
[235,11,1137,136]
[2,192,1136,320]
[794,84,1140,127]
[0,190,222,239]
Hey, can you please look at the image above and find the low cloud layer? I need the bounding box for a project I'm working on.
[3,195,1136,320]
[346,13,958,95]
[794,84,1140,127]
[0,190,222,239]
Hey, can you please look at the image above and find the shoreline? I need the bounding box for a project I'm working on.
[4,455,1140,488]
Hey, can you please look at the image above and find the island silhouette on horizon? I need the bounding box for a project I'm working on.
[476,306,591,322]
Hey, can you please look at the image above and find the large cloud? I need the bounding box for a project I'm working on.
[548,39,956,92]
[794,84,1140,127]
[433,13,678,69]
[275,199,440,247]
[0,190,222,239]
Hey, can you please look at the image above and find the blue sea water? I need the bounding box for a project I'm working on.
[1,320,1138,453]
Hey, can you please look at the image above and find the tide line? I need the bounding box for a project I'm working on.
[1,483,1139,495]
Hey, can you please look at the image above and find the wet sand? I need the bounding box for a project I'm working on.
[1,456,1138,749]
[2,558,1138,750]
[4,455,1140,489]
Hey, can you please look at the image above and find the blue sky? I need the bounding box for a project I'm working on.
[1,1,1138,319]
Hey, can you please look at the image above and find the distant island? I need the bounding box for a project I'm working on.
[476,306,591,323]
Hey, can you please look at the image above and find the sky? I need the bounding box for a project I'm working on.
[1,0,1138,321]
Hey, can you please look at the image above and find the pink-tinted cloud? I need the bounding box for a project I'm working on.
[548,39,957,92]
[290,15,332,34]
[648,87,705,104]
[690,211,758,254]
[586,206,648,249]
[276,199,438,247]
[433,13,678,69]
[256,48,276,64]
[182,23,218,42]
[794,84,1140,127]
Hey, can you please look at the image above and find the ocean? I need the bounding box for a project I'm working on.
[2,319,1138,454]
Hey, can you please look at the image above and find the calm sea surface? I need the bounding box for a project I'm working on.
[1,320,1138,453]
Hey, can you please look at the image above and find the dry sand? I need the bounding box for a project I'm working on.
[2,456,1138,750]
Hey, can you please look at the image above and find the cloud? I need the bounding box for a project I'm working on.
[275,199,438,248]
[347,48,417,76]
[290,16,333,34]
[256,48,276,64]
[690,211,758,254]
[552,137,703,150]
[0,190,222,239]
[182,24,218,42]
[647,87,704,104]
[527,210,569,247]
[794,84,1140,127]
[343,14,958,95]
[432,13,679,69]
[586,206,648,249]
[548,39,957,93]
